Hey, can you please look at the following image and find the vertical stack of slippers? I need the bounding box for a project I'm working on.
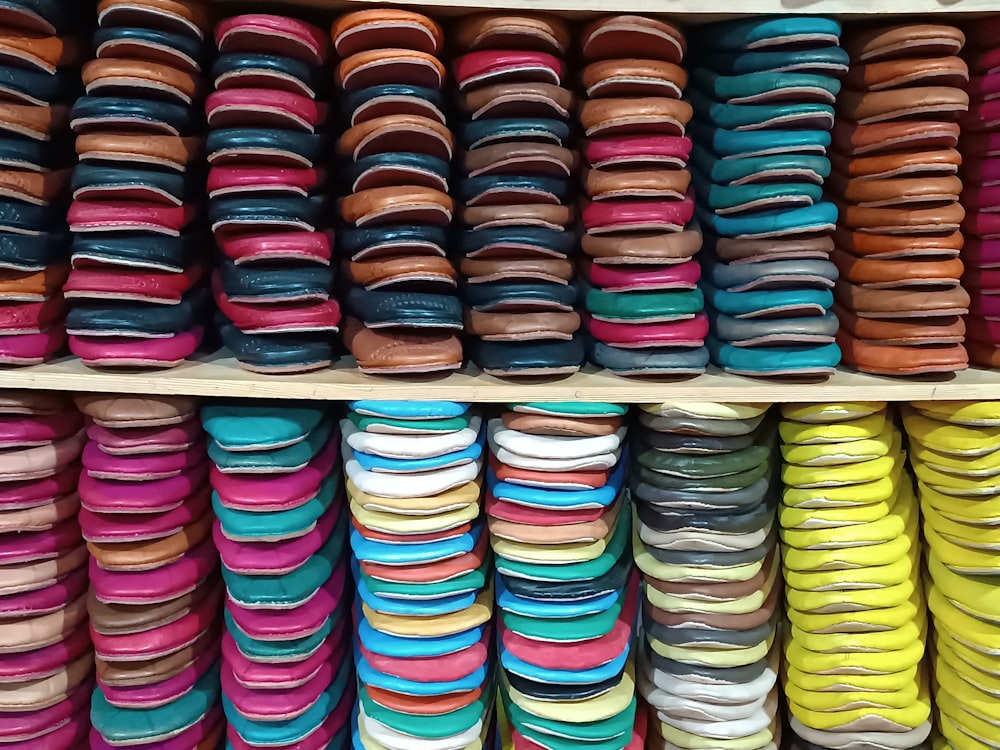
[578,16,708,377]
[74,394,223,749]
[0,390,89,747]
[333,11,463,376]
[960,20,1000,367]
[341,400,494,750]
[485,403,642,750]
[208,14,339,375]
[687,17,844,378]
[453,13,583,377]
[201,401,352,750]
[63,0,211,370]
[832,23,970,375]
[901,401,1000,750]
[630,402,779,750]
[778,402,930,750]
[0,2,82,365]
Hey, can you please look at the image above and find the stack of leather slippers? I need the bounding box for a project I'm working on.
[64,0,211,369]
[333,11,462,375]
[959,21,1000,368]
[208,14,340,374]
[486,403,643,750]
[0,3,82,365]
[341,400,494,750]
[901,401,1000,750]
[201,401,353,750]
[0,390,90,747]
[687,17,845,377]
[630,402,780,750]
[779,401,931,750]
[832,23,970,375]
[578,16,708,376]
[73,394,223,749]
[453,13,583,376]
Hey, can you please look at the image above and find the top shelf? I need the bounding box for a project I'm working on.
[206,0,984,16]
[2,353,999,403]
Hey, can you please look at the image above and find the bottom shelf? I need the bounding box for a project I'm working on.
[1,350,998,401]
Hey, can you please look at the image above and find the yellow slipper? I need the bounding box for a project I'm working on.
[780,425,895,467]
[925,524,1000,575]
[937,712,997,750]
[640,402,771,419]
[788,612,925,654]
[784,622,925,675]
[784,679,919,711]
[935,638,1000,696]
[780,482,912,550]
[504,662,635,722]
[935,630,1000,678]
[783,663,918,695]
[912,400,1000,426]
[779,496,893,530]
[785,571,917,614]
[912,457,1000,496]
[902,408,1000,456]
[784,543,916,592]
[643,562,777,615]
[656,717,776,750]
[362,583,492,637]
[910,440,1000,477]
[350,499,479,535]
[923,503,1000,551]
[782,464,901,509]
[786,590,922,635]
[647,631,774,668]
[920,483,1000,524]
[782,530,912,573]
[787,676,929,731]
[491,522,615,564]
[779,411,887,444]
[780,402,885,424]
[928,552,1000,621]
[937,685,1000,732]
[928,585,1000,654]
[936,655,1000,719]
[633,527,765,583]
[347,476,481,514]
[781,448,900,490]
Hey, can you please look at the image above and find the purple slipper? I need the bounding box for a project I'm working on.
[98,641,219,708]
[213,501,338,575]
[3,705,90,749]
[225,562,346,641]
[82,440,206,481]
[0,465,79,510]
[0,520,81,565]
[0,624,90,681]
[89,536,217,605]
[91,587,221,662]
[212,437,338,512]
[0,679,92,742]
[79,463,208,514]
[0,566,88,619]
[86,417,202,456]
[0,412,84,449]
[80,486,210,543]
[222,655,336,722]
[222,620,346,689]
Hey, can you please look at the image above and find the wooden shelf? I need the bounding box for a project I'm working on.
[2,352,999,403]
[206,0,988,17]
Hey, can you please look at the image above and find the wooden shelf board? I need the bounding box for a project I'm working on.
[1,352,998,402]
